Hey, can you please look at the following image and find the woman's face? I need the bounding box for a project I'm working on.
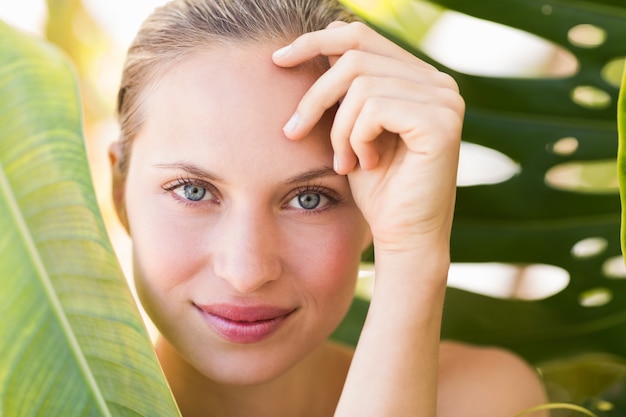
[116,45,370,385]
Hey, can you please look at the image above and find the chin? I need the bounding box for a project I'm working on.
[192,333,333,388]
[198,350,305,387]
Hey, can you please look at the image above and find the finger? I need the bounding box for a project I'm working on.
[285,51,456,140]
[325,20,348,66]
[350,97,463,163]
[332,140,358,175]
[331,76,441,173]
[273,21,431,70]
[326,20,348,30]
[340,89,463,173]
[332,74,459,138]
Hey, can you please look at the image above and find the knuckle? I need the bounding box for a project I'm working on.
[347,21,370,37]
[434,83,465,116]
[350,75,375,98]
[326,21,347,30]
[448,90,466,115]
[436,71,460,93]
[362,96,384,114]
[439,108,464,142]
[343,21,371,49]
[333,49,365,80]
[339,49,364,68]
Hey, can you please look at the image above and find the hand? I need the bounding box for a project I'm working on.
[272,21,464,256]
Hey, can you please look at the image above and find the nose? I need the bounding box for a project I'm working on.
[212,207,282,293]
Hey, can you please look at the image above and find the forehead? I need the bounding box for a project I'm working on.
[148,44,318,124]
[133,44,335,177]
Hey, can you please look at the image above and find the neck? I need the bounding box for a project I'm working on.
[156,338,351,417]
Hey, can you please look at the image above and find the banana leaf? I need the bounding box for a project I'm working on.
[0,21,180,416]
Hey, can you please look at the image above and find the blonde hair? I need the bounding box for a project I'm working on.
[116,0,358,173]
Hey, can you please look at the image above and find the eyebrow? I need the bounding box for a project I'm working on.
[154,162,224,182]
[283,167,339,185]
[154,162,339,185]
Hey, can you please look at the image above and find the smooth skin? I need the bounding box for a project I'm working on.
[111,21,547,417]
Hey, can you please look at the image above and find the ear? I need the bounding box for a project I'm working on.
[108,141,130,234]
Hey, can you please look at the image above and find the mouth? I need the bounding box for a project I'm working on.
[194,303,297,344]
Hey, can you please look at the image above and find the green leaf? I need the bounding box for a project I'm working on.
[339,0,626,364]
[619,53,626,268]
[0,21,180,416]
[336,0,626,406]
[425,0,626,365]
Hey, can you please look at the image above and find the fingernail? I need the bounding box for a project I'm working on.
[333,154,340,173]
[273,44,292,59]
[283,112,299,133]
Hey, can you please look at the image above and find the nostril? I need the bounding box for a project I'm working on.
[214,252,281,293]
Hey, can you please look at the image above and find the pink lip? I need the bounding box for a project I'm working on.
[194,303,296,344]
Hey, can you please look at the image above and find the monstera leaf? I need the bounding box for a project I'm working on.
[427,0,626,363]
[335,0,626,410]
[0,21,180,416]
[341,0,626,361]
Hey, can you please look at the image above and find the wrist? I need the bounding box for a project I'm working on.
[373,236,450,274]
[371,243,450,301]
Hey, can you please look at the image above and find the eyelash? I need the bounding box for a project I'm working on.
[161,176,218,207]
[286,184,343,214]
[161,177,343,213]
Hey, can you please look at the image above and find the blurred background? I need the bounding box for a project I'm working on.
[0,0,170,289]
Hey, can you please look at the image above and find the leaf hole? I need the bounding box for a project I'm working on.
[571,85,612,109]
[420,11,578,78]
[448,263,569,301]
[602,57,625,88]
[547,137,579,156]
[603,256,626,279]
[568,24,607,48]
[571,237,608,259]
[579,287,612,307]
[544,159,619,194]
[456,142,520,186]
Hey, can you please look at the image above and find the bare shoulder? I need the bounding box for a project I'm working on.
[437,340,548,417]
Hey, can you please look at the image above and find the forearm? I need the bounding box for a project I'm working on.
[335,246,449,417]
[272,19,463,417]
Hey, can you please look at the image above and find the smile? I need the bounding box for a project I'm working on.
[194,303,297,344]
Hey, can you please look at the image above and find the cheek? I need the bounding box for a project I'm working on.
[126,192,206,301]
[293,218,367,310]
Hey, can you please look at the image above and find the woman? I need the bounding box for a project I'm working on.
[109,0,547,415]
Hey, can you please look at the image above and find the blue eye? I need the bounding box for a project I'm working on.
[162,177,219,206]
[287,190,331,211]
[184,185,206,201]
[174,184,208,201]
[298,193,321,210]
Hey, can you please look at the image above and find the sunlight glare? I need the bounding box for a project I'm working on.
[0,0,46,35]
